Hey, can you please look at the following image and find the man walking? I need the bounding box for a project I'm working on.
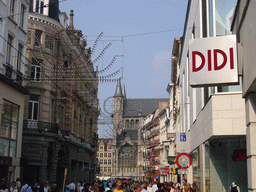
[113,179,123,192]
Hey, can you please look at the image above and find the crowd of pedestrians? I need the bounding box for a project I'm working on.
[0,178,197,192]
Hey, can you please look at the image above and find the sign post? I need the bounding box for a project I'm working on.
[62,168,67,192]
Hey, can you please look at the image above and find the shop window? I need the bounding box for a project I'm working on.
[0,100,19,157]
[28,94,39,120]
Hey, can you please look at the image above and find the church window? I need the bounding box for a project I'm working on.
[125,120,129,129]
[131,120,135,129]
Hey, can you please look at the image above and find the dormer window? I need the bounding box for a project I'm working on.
[35,0,44,14]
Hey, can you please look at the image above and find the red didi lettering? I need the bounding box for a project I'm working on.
[192,51,205,72]
[214,49,227,70]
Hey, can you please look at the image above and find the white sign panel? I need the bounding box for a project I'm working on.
[189,35,238,87]
[178,169,189,174]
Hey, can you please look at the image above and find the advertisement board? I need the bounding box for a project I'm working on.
[189,35,238,87]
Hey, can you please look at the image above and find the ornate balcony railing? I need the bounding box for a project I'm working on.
[23,120,59,134]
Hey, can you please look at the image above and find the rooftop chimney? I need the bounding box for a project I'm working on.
[70,9,74,28]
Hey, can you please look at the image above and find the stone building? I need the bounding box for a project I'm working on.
[0,0,29,183]
[112,80,168,180]
[21,1,99,185]
[96,138,112,178]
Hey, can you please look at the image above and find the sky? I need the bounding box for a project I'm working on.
[59,0,188,138]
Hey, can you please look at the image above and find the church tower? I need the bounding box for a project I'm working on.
[112,79,124,177]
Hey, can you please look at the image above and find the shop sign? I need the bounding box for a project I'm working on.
[178,169,189,174]
[164,167,170,173]
[189,35,238,87]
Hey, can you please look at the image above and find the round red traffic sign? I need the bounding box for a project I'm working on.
[176,153,192,169]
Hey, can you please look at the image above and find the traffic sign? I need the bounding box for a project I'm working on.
[176,153,192,169]
[178,169,189,174]
[164,167,169,173]
[180,133,186,142]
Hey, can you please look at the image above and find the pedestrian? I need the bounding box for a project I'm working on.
[10,181,18,192]
[70,181,76,192]
[191,183,196,192]
[20,181,32,192]
[16,179,21,192]
[32,182,39,192]
[151,182,158,192]
[0,180,8,192]
[98,181,105,192]
[134,185,142,192]
[113,179,123,192]
[230,182,240,192]
[169,182,175,192]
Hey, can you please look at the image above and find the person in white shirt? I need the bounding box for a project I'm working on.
[21,182,32,192]
[151,182,158,192]
[69,181,76,192]
[10,182,18,192]
[147,183,152,192]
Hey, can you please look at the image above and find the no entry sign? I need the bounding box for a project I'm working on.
[176,153,192,169]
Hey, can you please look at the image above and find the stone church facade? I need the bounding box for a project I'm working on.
[112,80,168,180]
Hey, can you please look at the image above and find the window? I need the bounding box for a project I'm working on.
[45,35,53,49]
[0,100,19,157]
[108,159,111,165]
[108,153,111,158]
[104,160,107,165]
[99,159,103,164]
[100,145,104,150]
[34,30,42,46]
[100,153,103,158]
[30,58,41,81]
[17,44,23,71]
[108,145,112,150]
[35,0,44,14]
[10,0,15,18]
[20,4,25,28]
[104,153,107,158]
[104,167,107,172]
[108,167,111,172]
[97,153,99,157]
[6,35,13,65]
[208,0,237,37]
[28,94,39,120]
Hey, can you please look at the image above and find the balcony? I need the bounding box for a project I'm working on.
[23,120,59,134]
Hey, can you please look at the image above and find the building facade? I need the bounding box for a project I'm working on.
[179,0,247,191]
[21,1,99,185]
[97,138,112,178]
[0,0,29,183]
[112,80,168,180]
[231,1,256,191]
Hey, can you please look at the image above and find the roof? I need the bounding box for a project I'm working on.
[123,98,169,117]
[114,79,123,97]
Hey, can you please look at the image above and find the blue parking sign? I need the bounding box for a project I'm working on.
[180,134,186,142]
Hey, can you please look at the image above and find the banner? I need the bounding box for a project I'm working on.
[168,156,177,165]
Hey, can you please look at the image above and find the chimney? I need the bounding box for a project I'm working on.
[69,9,74,28]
